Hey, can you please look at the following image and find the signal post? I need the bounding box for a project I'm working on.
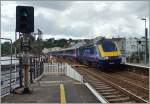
[16,6,34,94]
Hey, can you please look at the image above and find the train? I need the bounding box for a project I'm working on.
[49,38,122,69]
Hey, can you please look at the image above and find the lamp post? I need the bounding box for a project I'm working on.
[141,18,148,65]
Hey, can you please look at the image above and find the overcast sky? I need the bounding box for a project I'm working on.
[1,1,149,42]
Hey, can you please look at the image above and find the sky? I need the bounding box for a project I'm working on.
[1,1,149,42]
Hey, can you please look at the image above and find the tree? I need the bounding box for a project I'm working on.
[1,42,15,56]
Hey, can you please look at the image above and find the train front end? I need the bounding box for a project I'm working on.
[97,39,122,68]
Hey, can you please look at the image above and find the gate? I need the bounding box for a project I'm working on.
[44,62,66,75]
[44,61,83,82]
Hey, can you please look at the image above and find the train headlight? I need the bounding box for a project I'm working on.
[102,56,109,60]
[105,57,109,60]
[119,56,122,59]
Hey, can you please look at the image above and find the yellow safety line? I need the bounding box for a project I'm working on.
[60,84,66,104]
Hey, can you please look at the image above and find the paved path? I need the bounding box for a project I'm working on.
[2,75,100,103]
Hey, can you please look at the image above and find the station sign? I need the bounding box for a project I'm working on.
[21,41,30,51]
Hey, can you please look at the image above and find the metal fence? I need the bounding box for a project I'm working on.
[1,57,44,97]
[1,58,20,97]
[30,57,44,81]
[44,62,83,82]
[125,38,149,66]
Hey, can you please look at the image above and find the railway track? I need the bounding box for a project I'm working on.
[74,63,148,98]
[55,58,149,103]
[87,67,149,100]
[73,66,148,103]
[107,71,149,89]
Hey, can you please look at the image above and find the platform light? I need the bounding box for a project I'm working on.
[141,18,148,64]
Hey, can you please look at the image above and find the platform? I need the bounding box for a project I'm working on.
[1,75,100,103]
[125,62,149,68]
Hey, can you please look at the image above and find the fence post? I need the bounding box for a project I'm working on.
[15,64,17,82]
[19,57,23,87]
[29,58,33,83]
[43,63,45,74]
[33,59,36,79]
[48,62,49,74]
[57,62,58,75]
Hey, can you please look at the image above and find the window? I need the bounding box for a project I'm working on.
[102,40,117,52]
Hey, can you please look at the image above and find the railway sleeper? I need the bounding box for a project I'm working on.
[96,82,107,84]
[98,89,117,92]
[104,94,125,99]
[95,86,112,90]
[94,84,110,88]
[89,82,107,86]
[96,82,110,86]
[120,101,137,103]
[108,97,130,103]
[86,79,101,82]
[100,91,120,95]
[87,80,100,83]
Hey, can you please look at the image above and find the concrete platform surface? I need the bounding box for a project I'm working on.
[2,75,100,103]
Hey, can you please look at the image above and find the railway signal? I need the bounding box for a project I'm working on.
[16,6,34,33]
[16,6,34,94]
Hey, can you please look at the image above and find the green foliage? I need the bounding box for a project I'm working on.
[43,38,68,48]
[1,42,15,56]
[1,36,76,56]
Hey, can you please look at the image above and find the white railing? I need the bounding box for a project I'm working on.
[44,62,83,82]
[44,62,66,75]
[66,65,83,82]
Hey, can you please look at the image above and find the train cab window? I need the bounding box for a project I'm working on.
[102,40,117,52]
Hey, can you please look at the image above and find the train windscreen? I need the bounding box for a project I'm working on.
[102,40,117,52]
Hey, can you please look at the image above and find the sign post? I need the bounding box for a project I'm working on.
[22,34,31,94]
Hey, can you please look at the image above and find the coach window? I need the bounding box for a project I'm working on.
[90,46,94,55]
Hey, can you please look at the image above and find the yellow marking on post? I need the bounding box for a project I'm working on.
[98,45,121,57]
[60,84,66,104]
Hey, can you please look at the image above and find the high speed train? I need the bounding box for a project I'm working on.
[49,38,122,68]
